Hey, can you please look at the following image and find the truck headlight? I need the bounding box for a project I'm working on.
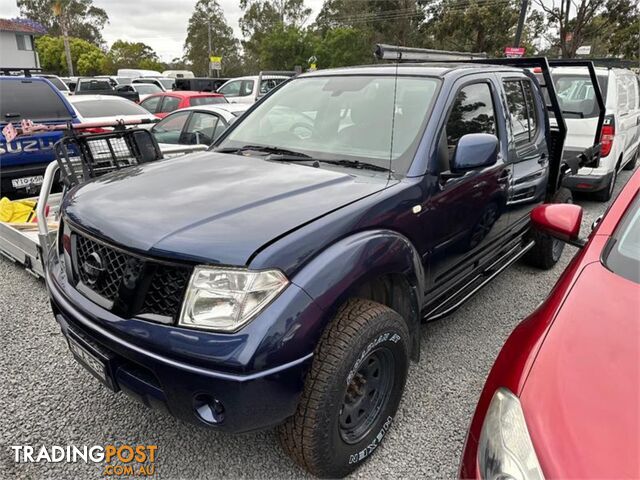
[478,388,544,480]
[178,266,288,332]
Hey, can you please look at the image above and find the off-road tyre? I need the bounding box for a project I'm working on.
[278,298,410,478]
[523,187,573,270]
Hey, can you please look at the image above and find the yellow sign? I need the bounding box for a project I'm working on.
[210,56,222,63]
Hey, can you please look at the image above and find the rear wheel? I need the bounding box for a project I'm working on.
[278,299,410,478]
[523,187,572,270]
[623,148,638,171]
[593,166,617,202]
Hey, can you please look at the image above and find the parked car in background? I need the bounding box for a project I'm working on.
[163,70,195,79]
[95,75,133,86]
[117,68,162,78]
[460,168,640,480]
[130,82,163,101]
[34,74,71,95]
[0,75,78,196]
[151,103,248,148]
[74,78,139,103]
[139,91,227,118]
[68,95,157,126]
[175,77,228,92]
[133,77,176,92]
[217,74,290,103]
[552,66,640,201]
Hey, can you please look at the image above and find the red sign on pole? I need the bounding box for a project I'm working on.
[504,47,526,58]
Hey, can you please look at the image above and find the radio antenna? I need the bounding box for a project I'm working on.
[388,50,400,181]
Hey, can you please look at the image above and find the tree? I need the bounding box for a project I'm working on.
[533,0,636,58]
[35,35,105,75]
[256,24,319,70]
[183,0,242,76]
[103,40,165,73]
[315,27,372,68]
[240,0,312,70]
[17,0,108,45]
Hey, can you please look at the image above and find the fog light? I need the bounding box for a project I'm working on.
[193,394,225,424]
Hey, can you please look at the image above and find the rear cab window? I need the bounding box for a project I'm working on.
[1,78,73,123]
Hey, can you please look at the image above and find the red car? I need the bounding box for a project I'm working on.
[139,91,227,119]
[460,168,640,479]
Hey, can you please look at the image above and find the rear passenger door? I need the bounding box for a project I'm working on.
[500,75,549,224]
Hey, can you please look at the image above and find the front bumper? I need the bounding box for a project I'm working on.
[562,170,613,192]
[47,255,318,433]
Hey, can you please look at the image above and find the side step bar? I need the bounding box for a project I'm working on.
[424,240,535,321]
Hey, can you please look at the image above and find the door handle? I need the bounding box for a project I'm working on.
[538,153,547,165]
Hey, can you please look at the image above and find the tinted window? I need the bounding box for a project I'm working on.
[504,81,529,142]
[134,84,162,95]
[445,83,496,149]
[522,81,538,137]
[40,76,67,91]
[160,96,181,113]
[71,99,149,117]
[79,80,112,91]
[239,80,254,97]
[219,80,241,97]
[140,96,161,113]
[0,79,72,123]
[189,96,227,106]
[604,196,640,283]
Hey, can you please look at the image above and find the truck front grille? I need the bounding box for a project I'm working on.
[71,229,192,323]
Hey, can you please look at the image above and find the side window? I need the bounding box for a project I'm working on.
[239,80,255,97]
[504,81,529,143]
[160,96,181,113]
[219,81,241,97]
[445,82,497,150]
[140,96,161,113]
[522,81,538,138]
[618,77,629,115]
[151,111,190,144]
[184,112,219,145]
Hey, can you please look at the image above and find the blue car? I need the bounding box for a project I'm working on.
[45,57,601,477]
[0,75,78,197]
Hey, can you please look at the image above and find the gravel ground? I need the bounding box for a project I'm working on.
[0,167,635,480]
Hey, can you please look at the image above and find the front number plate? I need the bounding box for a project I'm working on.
[11,175,44,189]
[68,337,108,384]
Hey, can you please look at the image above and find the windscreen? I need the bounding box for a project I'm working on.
[158,79,175,90]
[604,196,640,284]
[189,96,228,106]
[135,84,162,95]
[219,75,440,174]
[72,99,149,117]
[553,74,608,119]
[42,76,68,91]
[1,79,72,123]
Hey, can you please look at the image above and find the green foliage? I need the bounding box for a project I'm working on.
[315,27,372,68]
[255,24,319,70]
[103,40,165,73]
[35,34,104,74]
[183,0,243,76]
[17,0,108,44]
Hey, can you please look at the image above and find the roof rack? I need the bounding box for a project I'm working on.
[552,58,638,70]
[374,44,487,61]
[0,67,43,77]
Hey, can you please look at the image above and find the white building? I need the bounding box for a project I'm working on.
[0,19,41,69]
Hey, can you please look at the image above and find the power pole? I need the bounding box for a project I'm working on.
[54,1,74,76]
[513,0,528,47]
[207,19,212,77]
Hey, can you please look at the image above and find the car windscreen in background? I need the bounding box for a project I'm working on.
[43,76,68,91]
[604,196,640,284]
[553,74,609,119]
[0,79,73,123]
[72,100,150,117]
[189,96,228,106]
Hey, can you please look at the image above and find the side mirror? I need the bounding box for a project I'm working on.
[451,133,499,172]
[531,203,586,247]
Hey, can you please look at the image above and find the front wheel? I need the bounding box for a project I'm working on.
[523,187,572,270]
[278,299,410,478]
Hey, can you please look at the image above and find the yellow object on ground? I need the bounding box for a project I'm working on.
[0,197,37,223]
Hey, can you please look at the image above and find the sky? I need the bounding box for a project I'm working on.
[4,0,325,62]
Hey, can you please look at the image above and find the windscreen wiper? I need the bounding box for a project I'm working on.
[318,159,391,172]
[214,145,312,158]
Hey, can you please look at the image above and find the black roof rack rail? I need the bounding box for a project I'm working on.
[375,44,487,61]
[0,67,43,77]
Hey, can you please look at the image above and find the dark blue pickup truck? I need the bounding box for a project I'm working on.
[44,57,602,476]
[0,75,79,197]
